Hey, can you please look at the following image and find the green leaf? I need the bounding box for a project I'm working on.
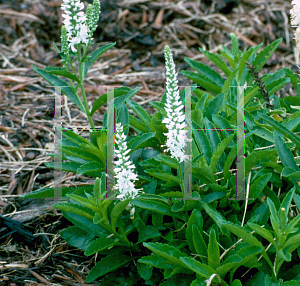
[223,147,238,181]
[62,146,102,163]
[219,46,235,68]
[252,38,282,71]
[286,213,300,232]
[115,87,140,110]
[237,44,262,83]
[84,237,119,255]
[129,114,148,133]
[199,47,232,76]
[266,197,280,234]
[21,184,93,199]
[222,221,273,269]
[126,132,156,155]
[184,57,224,87]
[44,66,80,83]
[61,209,110,238]
[137,262,153,280]
[231,280,243,286]
[144,168,182,184]
[283,67,300,96]
[181,70,222,95]
[90,86,131,116]
[247,222,274,245]
[60,226,95,251]
[66,193,98,212]
[143,242,189,269]
[282,233,300,251]
[149,101,168,117]
[244,85,261,107]
[282,281,300,286]
[77,161,105,177]
[186,209,204,254]
[279,187,296,229]
[44,161,82,173]
[154,154,179,170]
[126,99,154,129]
[261,113,300,149]
[31,65,85,112]
[230,33,239,57]
[192,225,207,264]
[135,194,169,204]
[248,173,272,204]
[83,42,116,78]
[245,149,277,177]
[203,93,224,121]
[131,198,184,220]
[136,225,161,244]
[85,253,136,282]
[216,255,242,277]
[200,202,229,236]
[96,132,107,166]
[159,274,195,286]
[274,131,299,171]
[62,130,91,146]
[192,164,214,184]
[235,245,263,269]
[54,203,94,219]
[210,134,235,176]
[111,199,131,233]
[138,254,173,269]
[208,228,220,269]
[265,77,290,96]
[180,257,225,283]
[192,122,212,165]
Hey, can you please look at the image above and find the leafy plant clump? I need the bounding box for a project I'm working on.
[24,0,300,285]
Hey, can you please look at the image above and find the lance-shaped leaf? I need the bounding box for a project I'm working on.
[143,242,189,269]
[260,114,300,149]
[44,66,80,83]
[252,38,282,71]
[210,134,235,176]
[90,86,132,116]
[60,226,95,251]
[84,237,120,256]
[222,221,273,269]
[126,132,156,155]
[83,42,117,78]
[111,199,131,233]
[85,253,136,282]
[31,65,85,112]
[208,228,220,269]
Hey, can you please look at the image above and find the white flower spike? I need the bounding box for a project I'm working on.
[114,123,142,202]
[291,1,300,54]
[291,0,300,27]
[162,45,192,163]
[61,0,100,53]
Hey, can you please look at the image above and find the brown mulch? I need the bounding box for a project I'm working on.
[0,0,298,285]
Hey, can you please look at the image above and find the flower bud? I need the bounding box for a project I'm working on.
[61,25,69,55]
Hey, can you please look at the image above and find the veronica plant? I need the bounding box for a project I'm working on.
[23,0,300,284]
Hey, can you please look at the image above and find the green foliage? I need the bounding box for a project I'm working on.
[27,30,300,285]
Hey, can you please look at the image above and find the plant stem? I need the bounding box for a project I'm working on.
[77,44,95,128]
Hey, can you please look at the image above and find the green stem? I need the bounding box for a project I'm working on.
[65,53,83,106]
[77,44,95,129]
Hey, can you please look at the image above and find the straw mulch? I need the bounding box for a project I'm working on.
[0,0,297,285]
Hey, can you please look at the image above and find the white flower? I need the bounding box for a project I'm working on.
[162,45,192,163]
[113,123,142,201]
[291,0,300,27]
[294,26,300,52]
[61,0,89,52]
